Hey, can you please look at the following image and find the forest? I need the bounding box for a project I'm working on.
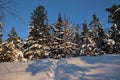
[0,4,120,62]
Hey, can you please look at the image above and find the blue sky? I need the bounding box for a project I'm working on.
[1,0,120,40]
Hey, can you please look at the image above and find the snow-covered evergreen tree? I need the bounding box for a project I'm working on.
[0,27,25,62]
[80,22,96,56]
[88,13,115,55]
[89,14,101,36]
[50,14,77,58]
[23,5,50,60]
[106,4,120,30]
[95,26,115,54]
[89,14,103,44]
[110,24,119,54]
[106,5,120,54]
[72,24,81,56]
[88,14,106,55]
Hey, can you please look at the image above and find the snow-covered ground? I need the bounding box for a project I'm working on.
[0,54,120,80]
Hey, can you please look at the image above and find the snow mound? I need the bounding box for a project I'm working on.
[0,54,120,80]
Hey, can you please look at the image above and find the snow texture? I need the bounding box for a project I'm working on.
[0,54,120,80]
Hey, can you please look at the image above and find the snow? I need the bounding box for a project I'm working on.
[56,37,62,40]
[104,39,115,46]
[0,55,120,80]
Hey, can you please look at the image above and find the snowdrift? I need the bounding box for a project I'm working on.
[0,54,120,80]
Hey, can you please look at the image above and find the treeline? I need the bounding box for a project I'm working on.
[0,4,120,62]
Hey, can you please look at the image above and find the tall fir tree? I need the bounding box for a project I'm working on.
[50,13,77,58]
[89,14,104,40]
[72,24,81,55]
[80,21,96,56]
[106,4,120,54]
[106,4,120,29]
[23,5,50,60]
[0,27,25,62]
[89,14,106,54]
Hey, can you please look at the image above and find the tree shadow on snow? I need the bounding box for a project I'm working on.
[26,59,52,76]
[55,56,120,80]
[78,55,120,80]
[25,55,120,79]
[54,59,90,80]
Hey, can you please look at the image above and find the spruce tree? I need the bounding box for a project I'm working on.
[88,14,115,54]
[106,4,120,29]
[50,13,77,58]
[106,5,120,54]
[72,24,81,56]
[89,14,106,55]
[80,21,96,56]
[23,5,50,60]
[0,27,25,62]
[89,14,104,40]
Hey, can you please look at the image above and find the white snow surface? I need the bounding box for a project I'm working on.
[0,54,120,80]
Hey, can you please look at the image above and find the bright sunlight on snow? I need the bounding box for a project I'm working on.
[0,54,120,80]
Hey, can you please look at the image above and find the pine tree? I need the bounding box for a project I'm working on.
[89,13,115,55]
[80,21,96,56]
[72,24,81,56]
[0,27,25,62]
[30,5,48,27]
[89,14,106,55]
[106,5,120,54]
[106,4,120,29]
[50,13,77,58]
[23,5,50,60]
[89,14,104,40]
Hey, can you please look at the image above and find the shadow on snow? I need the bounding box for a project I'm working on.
[26,59,52,76]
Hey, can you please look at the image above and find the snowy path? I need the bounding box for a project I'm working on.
[0,55,120,80]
